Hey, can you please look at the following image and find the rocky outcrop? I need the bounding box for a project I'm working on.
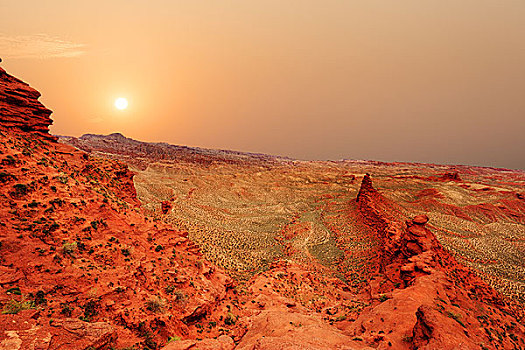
[162,335,234,350]
[0,67,55,140]
[0,311,116,350]
[350,174,525,349]
[356,174,404,272]
[236,310,360,350]
[439,172,462,182]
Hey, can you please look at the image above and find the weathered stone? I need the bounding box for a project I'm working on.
[0,67,55,140]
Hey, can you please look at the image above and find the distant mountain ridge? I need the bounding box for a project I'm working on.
[59,132,292,167]
[59,132,525,173]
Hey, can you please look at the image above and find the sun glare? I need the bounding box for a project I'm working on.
[114,97,128,110]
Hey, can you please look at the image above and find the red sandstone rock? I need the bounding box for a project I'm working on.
[412,215,429,225]
[0,266,23,285]
[0,312,116,350]
[440,172,462,182]
[236,310,360,350]
[412,305,477,350]
[350,174,525,349]
[0,67,55,140]
[162,335,234,350]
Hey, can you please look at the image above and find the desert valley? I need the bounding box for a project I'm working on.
[1,66,525,350]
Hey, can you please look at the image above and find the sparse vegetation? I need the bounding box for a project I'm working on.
[49,198,64,207]
[145,297,165,313]
[2,298,35,314]
[167,336,181,342]
[446,310,466,327]
[224,312,237,325]
[2,155,16,165]
[6,287,21,295]
[62,242,78,256]
[13,183,29,196]
[0,171,16,183]
[402,335,413,342]
[60,303,73,317]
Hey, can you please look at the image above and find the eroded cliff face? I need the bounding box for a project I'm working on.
[0,67,55,140]
[351,174,524,349]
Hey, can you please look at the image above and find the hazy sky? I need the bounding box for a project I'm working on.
[1,1,524,169]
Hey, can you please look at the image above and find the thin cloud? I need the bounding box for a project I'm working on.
[0,33,86,59]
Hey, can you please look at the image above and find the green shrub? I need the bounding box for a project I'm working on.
[6,287,21,295]
[167,336,181,342]
[173,290,187,302]
[2,155,16,165]
[49,198,64,207]
[0,172,16,183]
[2,298,34,314]
[446,311,465,327]
[32,290,46,306]
[13,183,28,196]
[81,299,99,322]
[90,219,107,230]
[60,303,73,317]
[224,312,237,325]
[56,175,68,184]
[401,335,413,342]
[164,285,186,302]
[164,285,176,294]
[62,242,78,256]
[28,200,40,208]
[145,297,165,313]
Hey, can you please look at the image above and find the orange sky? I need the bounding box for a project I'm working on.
[1,1,524,169]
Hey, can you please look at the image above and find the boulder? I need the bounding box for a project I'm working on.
[412,215,429,225]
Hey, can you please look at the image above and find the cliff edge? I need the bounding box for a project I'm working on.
[0,67,55,140]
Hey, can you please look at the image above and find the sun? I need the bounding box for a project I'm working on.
[114,97,128,110]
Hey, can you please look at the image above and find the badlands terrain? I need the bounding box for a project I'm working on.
[62,133,525,305]
[1,66,525,349]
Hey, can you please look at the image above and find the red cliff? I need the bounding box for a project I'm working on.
[351,174,524,349]
[0,67,56,140]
